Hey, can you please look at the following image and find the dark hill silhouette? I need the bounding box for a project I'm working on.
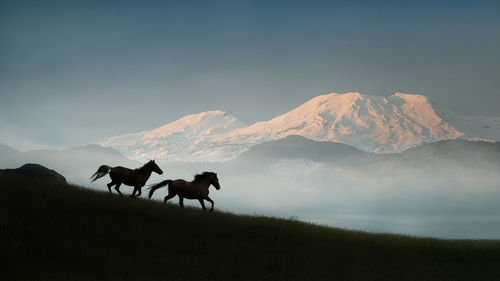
[232,135,367,163]
[400,139,500,162]
[338,139,500,171]
[230,136,499,168]
[0,163,67,183]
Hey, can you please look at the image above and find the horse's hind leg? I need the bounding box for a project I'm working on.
[163,193,175,204]
[204,196,214,212]
[114,183,123,196]
[130,186,138,198]
[178,196,184,208]
[198,199,207,211]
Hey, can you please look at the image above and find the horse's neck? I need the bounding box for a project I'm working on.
[196,179,212,190]
[139,168,153,180]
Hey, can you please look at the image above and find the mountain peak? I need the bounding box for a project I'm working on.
[392,92,429,103]
[309,92,363,104]
[185,110,229,117]
[144,110,244,139]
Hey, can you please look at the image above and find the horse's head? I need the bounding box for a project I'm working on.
[211,173,220,190]
[148,160,163,175]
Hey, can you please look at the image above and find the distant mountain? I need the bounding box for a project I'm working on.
[93,92,500,162]
[0,143,21,164]
[400,139,500,160]
[0,143,19,155]
[224,93,464,153]
[95,110,246,162]
[0,163,67,183]
[226,137,500,178]
[0,144,140,186]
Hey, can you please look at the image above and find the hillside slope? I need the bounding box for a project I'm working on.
[1,173,500,281]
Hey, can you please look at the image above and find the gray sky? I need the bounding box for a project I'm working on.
[1,0,499,150]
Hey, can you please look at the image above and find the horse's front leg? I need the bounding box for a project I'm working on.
[204,196,214,212]
[136,186,142,197]
[130,186,141,198]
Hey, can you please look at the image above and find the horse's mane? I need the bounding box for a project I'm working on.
[193,172,216,182]
[137,160,154,173]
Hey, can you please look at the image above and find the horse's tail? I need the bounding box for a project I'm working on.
[90,165,112,182]
[148,180,172,198]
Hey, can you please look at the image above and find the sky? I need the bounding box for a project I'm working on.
[1,0,499,150]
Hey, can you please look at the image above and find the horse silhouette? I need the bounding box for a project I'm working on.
[90,160,163,197]
[148,172,220,211]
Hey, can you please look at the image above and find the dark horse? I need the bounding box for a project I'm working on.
[90,160,163,197]
[148,172,220,211]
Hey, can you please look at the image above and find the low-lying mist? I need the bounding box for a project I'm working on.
[3,138,499,239]
[129,151,500,239]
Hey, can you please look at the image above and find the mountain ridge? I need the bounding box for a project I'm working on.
[93,92,500,162]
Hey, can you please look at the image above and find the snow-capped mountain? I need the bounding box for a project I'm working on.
[95,110,247,162]
[222,92,465,153]
[93,92,500,162]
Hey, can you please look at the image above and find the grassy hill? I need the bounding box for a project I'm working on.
[1,173,500,281]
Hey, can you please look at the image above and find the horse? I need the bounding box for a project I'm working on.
[148,172,220,212]
[90,160,163,197]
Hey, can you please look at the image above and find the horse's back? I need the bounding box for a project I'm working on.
[109,166,138,183]
[172,179,205,198]
[110,166,133,175]
[171,179,188,189]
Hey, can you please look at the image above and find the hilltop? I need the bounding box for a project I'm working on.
[1,172,500,281]
[0,163,67,183]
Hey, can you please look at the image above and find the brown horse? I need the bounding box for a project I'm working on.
[90,160,163,197]
[148,172,220,211]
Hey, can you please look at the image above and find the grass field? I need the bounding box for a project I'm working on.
[1,173,500,281]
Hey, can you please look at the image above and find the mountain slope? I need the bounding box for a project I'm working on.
[2,173,500,281]
[93,92,500,162]
[433,104,500,142]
